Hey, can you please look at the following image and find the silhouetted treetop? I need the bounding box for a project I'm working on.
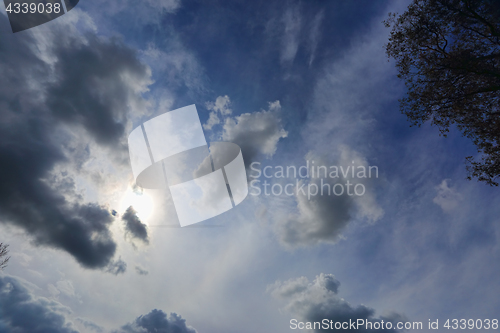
[385,0,500,185]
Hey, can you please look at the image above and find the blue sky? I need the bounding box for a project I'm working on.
[1,0,499,332]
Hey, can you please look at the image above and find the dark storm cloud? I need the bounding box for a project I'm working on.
[0,275,78,333]
[47,35,151,147]
[117,310,197,333]
[0,14,150,269]
[0,108,116,268]
[122,206,149,244]
[269,274,405,332]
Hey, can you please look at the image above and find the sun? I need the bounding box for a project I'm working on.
[119,188,154,222]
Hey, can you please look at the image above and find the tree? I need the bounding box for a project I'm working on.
[384,0,500,185]
[0,243,10,270]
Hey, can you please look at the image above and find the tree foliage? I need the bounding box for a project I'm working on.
[384,0,500,185]
[0,243,9,270]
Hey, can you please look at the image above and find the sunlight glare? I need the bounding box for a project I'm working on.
[120,188,154,223]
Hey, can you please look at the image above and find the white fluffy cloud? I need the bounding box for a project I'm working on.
[433,179,462,213]
[203,95,232,130]
[222,100,288,162]
[202,97,288,163]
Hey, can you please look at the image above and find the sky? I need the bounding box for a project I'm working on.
[1,0,500,332]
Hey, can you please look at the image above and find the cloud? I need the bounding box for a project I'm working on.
[106,258,128,276]
[47,279,77,299]
[433,179,462,213]
[0,14,152,269]
[0,275,78,333]
[93,0,181,29]
[1,276,199,333]
[122,207,149,245]
[267,6,396,249]
[117,309,197,333]
[202,97,287,165]
[204,111,221,131]
[143,0,180,12]
[76,318,104,333]
[275,147,384,248]
[269,274,405,332]
[307,10,324,66]
[141,43,206,95]
[0,139,116,270]
[46,34,152,148]
[280,6,302,64]
[208,95,232,116]
[222,100,288,164]
[135,266,149,276]
[276,179,353,247]
[265,4,324,66]
[300,6,401,166]
[203,95,232,130]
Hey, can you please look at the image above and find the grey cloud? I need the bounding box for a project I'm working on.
[1,276,198,333]
[0,14,151,269]
[47,35,151,148]
[0,142,116,268]
[276,177,354,247]
[76,318,104,333]
[117,309,197,333]
[222,100,288,165]
[135,266,149,276]
[276,148,383,248]
[433,179,462,213]
[0,275,78,333]
[106,258,127,276]
[269,274,404,332]
[122,207,149,245]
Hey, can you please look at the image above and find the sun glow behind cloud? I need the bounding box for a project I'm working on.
[120,188,154,222]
